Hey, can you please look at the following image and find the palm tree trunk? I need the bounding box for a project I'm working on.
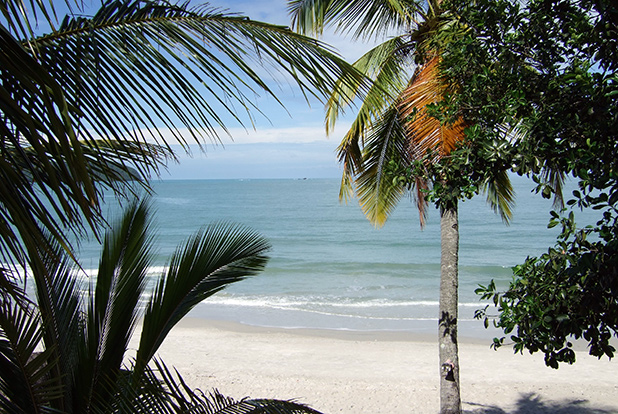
[439,201,461,414]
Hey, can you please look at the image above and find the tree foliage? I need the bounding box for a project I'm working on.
[441,0,618,367]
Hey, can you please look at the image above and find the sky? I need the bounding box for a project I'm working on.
[162,0,376,180]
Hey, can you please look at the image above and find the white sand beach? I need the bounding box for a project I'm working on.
[140,318,618,414]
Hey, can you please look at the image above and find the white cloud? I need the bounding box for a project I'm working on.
[140,120,352,146]
[226,126,327,144]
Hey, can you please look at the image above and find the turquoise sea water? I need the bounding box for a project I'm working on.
[73,176,592,338]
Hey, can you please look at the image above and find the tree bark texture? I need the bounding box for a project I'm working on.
[439,203,461,414]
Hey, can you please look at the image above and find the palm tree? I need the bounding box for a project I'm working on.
[288,1,514,413]
[0,198,324,413]
[1,0,364,276]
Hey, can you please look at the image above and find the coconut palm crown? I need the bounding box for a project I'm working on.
[289,0,514,227]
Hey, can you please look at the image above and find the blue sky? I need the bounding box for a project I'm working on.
[163,0,374,180]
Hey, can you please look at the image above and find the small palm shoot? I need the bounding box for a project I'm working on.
[0,199,322,413]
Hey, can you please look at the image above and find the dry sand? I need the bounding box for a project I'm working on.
[142,318,618,413]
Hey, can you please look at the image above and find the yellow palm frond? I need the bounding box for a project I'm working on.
[333,36,414,203]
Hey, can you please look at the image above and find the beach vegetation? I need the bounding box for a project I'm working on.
[288,1,515,413]
[0,198,324,412]
[437,0,618,368]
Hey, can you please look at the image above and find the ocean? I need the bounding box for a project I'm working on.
[74,175,591,339]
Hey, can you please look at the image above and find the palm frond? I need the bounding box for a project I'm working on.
[26,234,84,412]
[73,198,154,412]
[355,104,412,227]
[0,293,63,413]
[119,358,324,414]
[2,0,366,273]
[328,36,413,132]
[0,23,98,266]
[3,198,300,412]
[540,167,566,209]
[1,0,70,47]
[482,169,515,224]
[333,36,415,201]
[134,222,271,376]
[154,358,324,414]
[349,53,467,227]
[30,0,365,149]
[289,0,422,40]
[78,139,175,190]
[337,128,365,203]
[0,267,29,305]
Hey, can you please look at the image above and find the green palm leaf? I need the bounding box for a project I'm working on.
[355,104,409,226]
[26,233,84,412]
[0,268,29,305]
[72,198,154,412]
[1,23,96,266]
[0,297,63,414]
[7,199,316,413]
[289,0,420,39]
[482,168,515,224]
[31,0,364,149]
[157,358,324,414]
[135,221,271,376]
[118,359,324,413]
[540,167,566,209]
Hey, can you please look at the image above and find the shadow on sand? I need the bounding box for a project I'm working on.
[465,393,615,414]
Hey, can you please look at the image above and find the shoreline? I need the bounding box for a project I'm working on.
[178,316,442,343]
[187,301,510,343]
[139,317,618,414]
